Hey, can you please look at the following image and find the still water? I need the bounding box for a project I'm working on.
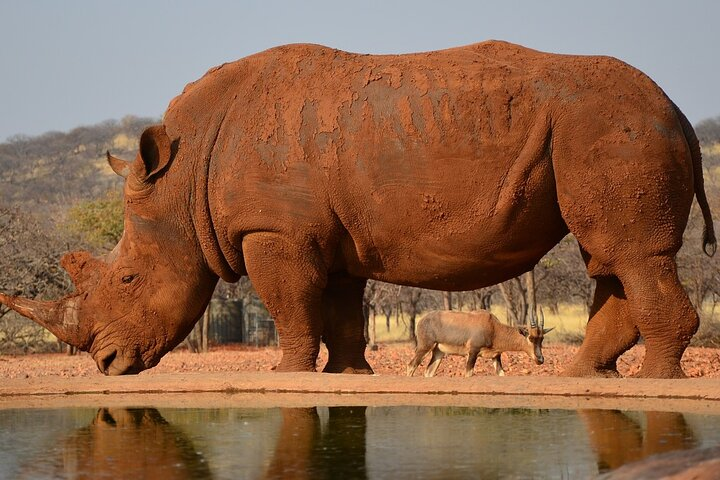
[1,406,718,479]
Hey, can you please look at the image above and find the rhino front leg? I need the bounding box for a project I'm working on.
[242,233,326,372]
[321,274,374,374]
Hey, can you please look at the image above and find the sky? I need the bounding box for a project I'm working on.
[1,1,719,142]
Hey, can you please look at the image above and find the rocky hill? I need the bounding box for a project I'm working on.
[0,116,157,219]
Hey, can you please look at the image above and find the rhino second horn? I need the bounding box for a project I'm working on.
[0,293,85,347]
[107,151,131,178]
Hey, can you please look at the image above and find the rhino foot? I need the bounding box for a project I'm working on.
[560,363,621,378]
[632,363,687,379]
[322,361,374,375]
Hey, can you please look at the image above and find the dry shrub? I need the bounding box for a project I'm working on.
[691,319,720,348]
[549,330,584,346]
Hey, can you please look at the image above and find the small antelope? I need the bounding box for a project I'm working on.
[406,309,553,377]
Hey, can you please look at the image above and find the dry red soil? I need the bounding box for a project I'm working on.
[1,343,718,379]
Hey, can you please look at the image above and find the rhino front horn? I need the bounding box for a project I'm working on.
[0,293,87,349]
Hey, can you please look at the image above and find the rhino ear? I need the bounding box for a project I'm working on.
[136,125,174,182]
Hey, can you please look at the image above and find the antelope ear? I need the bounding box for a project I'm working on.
[135,125,174,182]
[517,327,529,337]
[543,327,555,335]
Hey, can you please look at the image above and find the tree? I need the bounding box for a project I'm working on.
[677,188,720,314]
[467,288,494,311]
[398,287,455,343]
[0,207,72,352]
[498,276,529,326]
[363,281,398,346]
[442,291,453,310]
[535,234,594,313]
[64,189,124,251]
[696,116,720,145]
[400,287,424,344]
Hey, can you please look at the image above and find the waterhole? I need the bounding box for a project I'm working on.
[1,406,718,479]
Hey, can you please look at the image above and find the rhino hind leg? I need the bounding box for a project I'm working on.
[619,256,697,379]
[566,250,695,378]
[562,275,638,378]
[567,243,696,378]
[321,274,374,374]
[552,118,703,379]
[242,233,324,372]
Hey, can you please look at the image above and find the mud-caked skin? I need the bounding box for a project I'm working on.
[0,41,714,377]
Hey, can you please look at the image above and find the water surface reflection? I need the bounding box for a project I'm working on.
[16,408,211,479]
[579,410,698,473]
[0,405,718,479]
[265,407,367,479]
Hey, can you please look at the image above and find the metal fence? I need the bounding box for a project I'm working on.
[207,299,277,346]
[241,302,278,346]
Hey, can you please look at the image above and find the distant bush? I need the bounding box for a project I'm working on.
[550,330,584,346]
[0,207,72,354]
[696,116,720,145]
[691,318,720,348]
[64,189,124,251]
[0,316,59,354]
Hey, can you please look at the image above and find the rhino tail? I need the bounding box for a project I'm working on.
[674,103,716,256]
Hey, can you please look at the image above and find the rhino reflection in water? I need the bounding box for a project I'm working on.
[17,408,211,479]
[265,407,368,480]
[579,409,697,474]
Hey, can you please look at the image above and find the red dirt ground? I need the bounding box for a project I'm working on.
[1,343,718,379]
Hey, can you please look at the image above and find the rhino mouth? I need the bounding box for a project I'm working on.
[95,347,148,376]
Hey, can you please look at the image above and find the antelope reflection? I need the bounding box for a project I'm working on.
[579,409,697,473]
[19,408,210,479]
[265,406,368,480]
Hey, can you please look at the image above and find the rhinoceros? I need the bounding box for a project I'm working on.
[0,41,714,377]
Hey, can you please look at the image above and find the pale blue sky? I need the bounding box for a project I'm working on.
[1,1,718,141]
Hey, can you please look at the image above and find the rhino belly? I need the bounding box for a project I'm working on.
[340,205,566,290]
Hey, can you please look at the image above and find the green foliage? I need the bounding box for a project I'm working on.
[65,190,124,250]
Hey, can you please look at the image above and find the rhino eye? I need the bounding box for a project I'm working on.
[121,274,137,284]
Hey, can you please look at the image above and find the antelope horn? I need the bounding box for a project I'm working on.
[0,293,87,349]
[106,150,132,178]
[529,306,538,328]
[539,308,554,334]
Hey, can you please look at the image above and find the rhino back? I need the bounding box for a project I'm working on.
[159,41,677,289]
